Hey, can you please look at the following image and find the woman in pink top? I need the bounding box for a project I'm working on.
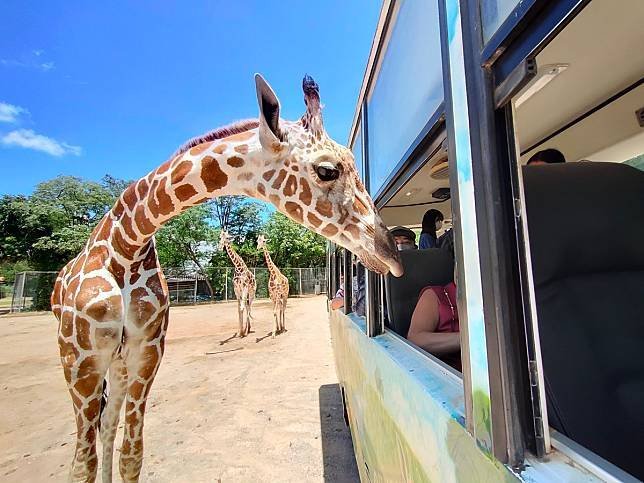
[407,281,461,371]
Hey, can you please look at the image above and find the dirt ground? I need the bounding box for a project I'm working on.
[0,296,359,482]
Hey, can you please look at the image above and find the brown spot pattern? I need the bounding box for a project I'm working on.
[86,295,122,322]
[75,356,100,398]
[156,160,172,175]
[299,179,312,206]
[85,246,109,273]
[284,201,304,223]
[109,258,126,289]
[257,184,266,196]
[171,160,193,185]
[76,277,113,311]
[307,212,323,228]
[201,156,228,192]
[227,156,245,168]
[271,169,287,190]
[135,205,156,236]
[284,175,298,196]
[112,199,125,218]
[234,144,249,154]
[138,345,160,379]
[353,197,370,216]
[316,198,334,218]
[129,288,155,323]
[222,131,254,142]
[269,194,281,206]
[175,184,198,201]
[60,310,74,338]
[155,178,175,216]
[95,327,118,350]
[345,224,360,240]
[322,224,339,237]
[263,169,276,182]
[213,144,227,154]
[76,316,92,350]
[120,214,138,241]
[122,184,138,211]
[189,142,212,156]
[237,172,253,181]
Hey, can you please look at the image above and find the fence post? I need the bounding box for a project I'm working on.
[21,272,28,311]
[193,277,198,304]
[224,269,228,301]
[298,268,303,296]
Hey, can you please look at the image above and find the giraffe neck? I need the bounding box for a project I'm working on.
[261,247,278,275]
[224,242,248,273]
[95,129,270,263]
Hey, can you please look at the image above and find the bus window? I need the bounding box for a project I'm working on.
[374,147,463,374]
[511,0,644,478]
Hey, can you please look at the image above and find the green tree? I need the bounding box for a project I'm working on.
[262,212,326,268]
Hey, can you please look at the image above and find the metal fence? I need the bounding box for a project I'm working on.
[8,267,327,312]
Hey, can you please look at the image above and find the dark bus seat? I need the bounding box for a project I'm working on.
[523,162,644,479]
[384,248,454,338]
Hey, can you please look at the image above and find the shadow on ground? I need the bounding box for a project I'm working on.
[319,384,360,483]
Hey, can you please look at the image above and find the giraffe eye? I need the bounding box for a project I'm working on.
[315,162,340,182]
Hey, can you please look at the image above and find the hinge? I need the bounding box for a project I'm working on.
[528,360,538,387]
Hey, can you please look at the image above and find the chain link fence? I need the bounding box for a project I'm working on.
[8,267,327,312]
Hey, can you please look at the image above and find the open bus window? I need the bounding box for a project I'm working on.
[369,148,463,374]
[511,0,644,477]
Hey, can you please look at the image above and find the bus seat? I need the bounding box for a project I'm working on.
[384,248,454,338]
[523,161,644,479]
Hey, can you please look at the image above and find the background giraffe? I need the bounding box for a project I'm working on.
[219,230,256,338]
[257,234,289,337]
[51,73,402,482]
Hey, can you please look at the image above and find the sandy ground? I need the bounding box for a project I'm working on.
[0,296,359,482]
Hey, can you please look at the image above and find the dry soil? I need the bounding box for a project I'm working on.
[0,296,359,482]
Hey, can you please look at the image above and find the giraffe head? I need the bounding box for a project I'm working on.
[257,234,267,250]
[218,229,232,250]
[254,74,403,277]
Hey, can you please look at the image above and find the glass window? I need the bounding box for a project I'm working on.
[480,0,521,42]
[367,0,443,195]
[352,127,364,180]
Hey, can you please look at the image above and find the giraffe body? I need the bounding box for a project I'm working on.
[219,230,256,337]
[52,74,402,482]
[257,234,289,337]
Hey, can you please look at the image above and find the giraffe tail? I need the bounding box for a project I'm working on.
[97,379,108,431]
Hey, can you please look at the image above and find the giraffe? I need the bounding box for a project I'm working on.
[218,229,256,338]
[257,234,289,338]
[51,73,403,482]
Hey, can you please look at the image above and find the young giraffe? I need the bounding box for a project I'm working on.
[51,73,402,482]
[218,230,256,338]
[257,234,289,337]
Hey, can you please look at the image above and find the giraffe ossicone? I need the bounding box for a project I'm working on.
[51,73,402,482]
[257,234,289,337]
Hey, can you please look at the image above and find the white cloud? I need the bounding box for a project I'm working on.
[1,129,82,157]
[32,49,44,57]
[40,61,55,71]
[0,102,28,123]
[0,50,55,72]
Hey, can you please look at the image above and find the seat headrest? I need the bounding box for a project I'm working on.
[385,248,454,337]
[523,162,644,287]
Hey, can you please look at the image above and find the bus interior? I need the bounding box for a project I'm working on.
[353,0,644,478]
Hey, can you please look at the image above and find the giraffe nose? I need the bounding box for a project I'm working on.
[374,221,403,277]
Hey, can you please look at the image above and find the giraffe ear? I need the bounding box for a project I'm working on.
[302,74,324,134]
[255,74,282,148]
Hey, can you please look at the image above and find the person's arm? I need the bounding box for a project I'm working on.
[330,296,344,310]
[407,289,460,354]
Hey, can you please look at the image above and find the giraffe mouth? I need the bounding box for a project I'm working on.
[358,250,404,277]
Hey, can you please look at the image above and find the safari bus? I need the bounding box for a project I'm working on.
[327,0,644,481]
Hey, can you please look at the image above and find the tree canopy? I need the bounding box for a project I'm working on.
[0,175,326,283]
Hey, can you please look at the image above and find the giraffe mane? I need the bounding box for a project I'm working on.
[172,119,260,158]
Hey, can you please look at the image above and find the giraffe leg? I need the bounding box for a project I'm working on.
[119,339,164,483]
[100,355,128,483]
[59,344,111,483]
[236,299,245,337]
[272,300,279,338]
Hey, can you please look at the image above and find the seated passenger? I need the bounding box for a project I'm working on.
[390,226,418,250]
[419,209,444,249]
[526,148,566,165]
[330,275,345,310]
[407,276,460,371]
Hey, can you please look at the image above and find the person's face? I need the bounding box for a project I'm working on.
[528,160,547,166]
[394,235,415,251]
[435,218,443,231]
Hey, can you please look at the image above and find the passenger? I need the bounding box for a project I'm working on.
[407,272,461,371]
[330,275,345,310]
[527,148,566,165]
[419,209,444,249]
[389,226,418,250]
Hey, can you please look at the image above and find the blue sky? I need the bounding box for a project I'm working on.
[0,1,379,195]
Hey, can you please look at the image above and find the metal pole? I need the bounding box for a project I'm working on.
[21,272,27,311]
[298,268,303,295]
[193,277,198,304]
[224,269,228,301]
